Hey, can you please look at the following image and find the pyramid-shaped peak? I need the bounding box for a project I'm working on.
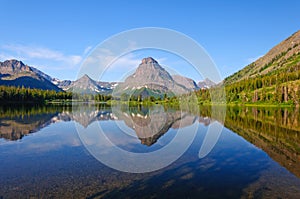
[76,74,95,83]
[80,74,92,79]
[141,57,158,64]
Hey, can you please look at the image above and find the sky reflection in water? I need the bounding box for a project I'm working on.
[0,105,300,198]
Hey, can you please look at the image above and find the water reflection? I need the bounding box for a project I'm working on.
[0,104,300,198]
[0,105,65,140]
[225,106,300,178]
[112,105,200,146]
[0,104,213,146]
[1,105,299,175]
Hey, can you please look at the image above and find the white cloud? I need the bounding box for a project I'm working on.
[79,49,142,81]
[1,44,82,67]
[109,53,141,70]
[0,52,25,61]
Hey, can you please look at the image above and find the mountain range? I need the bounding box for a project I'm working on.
[1,30,299,96]
[0,57,214,95]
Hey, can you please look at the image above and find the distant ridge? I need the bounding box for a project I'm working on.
[0,59,61,91]
[61,74,118,94]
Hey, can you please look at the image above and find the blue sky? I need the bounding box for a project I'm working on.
[0,0,299,82]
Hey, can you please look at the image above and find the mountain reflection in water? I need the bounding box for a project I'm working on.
[0,105,300,173]
[0,104,300,198]
[0,104,212,146]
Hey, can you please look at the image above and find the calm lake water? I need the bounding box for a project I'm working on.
[0,104,300,198]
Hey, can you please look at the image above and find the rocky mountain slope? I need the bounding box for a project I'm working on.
[172,75,199,90]
[0,59,118,94]
[113,57,198,98]
[61,74,117,94]
[0,60,61,91]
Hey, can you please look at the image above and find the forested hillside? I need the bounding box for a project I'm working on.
[0,86,72,103]
[221,30,300,106]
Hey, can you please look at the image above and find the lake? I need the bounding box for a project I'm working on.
[0,104,300,198]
